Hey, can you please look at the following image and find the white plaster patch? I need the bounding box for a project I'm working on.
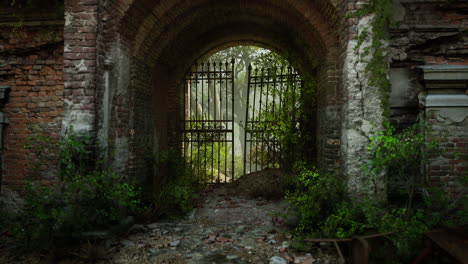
[61,110,94,135]
[65,12,73,27]
[341,13,386,200]
[64,44,71,53]
[75,59,88,73]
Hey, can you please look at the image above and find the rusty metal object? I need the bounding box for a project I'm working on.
[334,241,346,264]
[304,232,395,263]
[351,237,370,264]
[412,228,468,264]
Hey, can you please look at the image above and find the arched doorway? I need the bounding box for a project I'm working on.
[105,0,341,188]
[181,46,311,183]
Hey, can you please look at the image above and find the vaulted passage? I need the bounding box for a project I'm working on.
[0,0,465,225]
[97,0,343,191]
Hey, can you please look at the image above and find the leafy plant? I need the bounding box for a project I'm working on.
[73,241,114,264]
[364,121,441,207]
[11,127,140,251]
[321,201,368,239]
[149,150,202,218]
[285,162,345,236]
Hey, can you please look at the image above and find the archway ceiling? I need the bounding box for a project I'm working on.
[120,0,340,75]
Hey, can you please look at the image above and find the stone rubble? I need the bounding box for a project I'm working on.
[110,185,339,264]
[0,185,339,264]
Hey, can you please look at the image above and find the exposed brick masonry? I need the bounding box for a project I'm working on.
[0,25,64,191]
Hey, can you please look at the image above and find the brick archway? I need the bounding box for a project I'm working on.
[116,0,339,181]
[61,0,386,197]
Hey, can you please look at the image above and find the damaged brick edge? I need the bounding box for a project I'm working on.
[0,85,12,208]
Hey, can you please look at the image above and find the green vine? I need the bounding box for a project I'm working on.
[352,0,395,122]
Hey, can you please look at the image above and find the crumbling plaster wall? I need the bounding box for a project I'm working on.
[4,0,466,203]
[389,0,467,125]
[341,14,387,198]
[389,0,468,193]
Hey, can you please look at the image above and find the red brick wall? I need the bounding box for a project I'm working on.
[390,0,468,66]
[427,113,468,197]
[389,0,468,193]
[63,0,98,132]
[0,25,64,191]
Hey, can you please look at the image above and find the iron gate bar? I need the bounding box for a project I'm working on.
[183,59,235,184]
[243,64,302,175]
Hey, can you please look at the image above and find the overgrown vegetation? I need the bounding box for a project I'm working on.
[285,121,467,262]
[5,127,140,252]
[264,1,468,261]
[146,150,202,219]
[351,0,394,120]
[285,162,345,236]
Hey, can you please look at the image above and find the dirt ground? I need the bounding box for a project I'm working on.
[111,185,339,264]
[0,182,339,264]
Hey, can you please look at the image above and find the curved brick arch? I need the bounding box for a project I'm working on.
[149,22,321,81]
[80,0,378,195]
[98,0,346,185]
[120,0,340,59]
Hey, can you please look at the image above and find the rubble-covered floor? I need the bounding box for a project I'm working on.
[0,185,339,264]
[111,185,339,264]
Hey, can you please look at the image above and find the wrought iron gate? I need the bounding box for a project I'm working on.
[182,60,235,183]
[183,59,302,183]
[243,65,303,175]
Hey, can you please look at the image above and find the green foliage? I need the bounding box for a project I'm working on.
[184,139,237,182]
[252,70,316,169]
[421,183,468,229]
[321,199,429,260]
[12,128,140,251]
[285,162,345,236]
[321,201,367,239]
[365,121,442,208]
[150,150,202,218]
[252,50,290,69]
[351,0,394,119]
[287,121,465,261]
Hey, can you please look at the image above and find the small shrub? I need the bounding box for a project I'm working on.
[364,121,442,208]
[285,161,345,236]
[321,200,368,239]
[151,150,201,218]
[73,241,113,264]
[11,128,140,251]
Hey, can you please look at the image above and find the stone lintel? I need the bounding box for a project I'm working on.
[418,65,468,83]
[418,65,468,111]
[425,94,468,107]
[391,24,462,33]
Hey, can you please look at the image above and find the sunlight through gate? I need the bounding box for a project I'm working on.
[243,65,303,175]
[183,60,235,183]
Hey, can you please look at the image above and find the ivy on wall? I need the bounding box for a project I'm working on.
[352,0,395,122]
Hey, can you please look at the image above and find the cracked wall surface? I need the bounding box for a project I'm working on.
[1,0,467,201]
[389,0,468,195]
[341,14,386,198]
